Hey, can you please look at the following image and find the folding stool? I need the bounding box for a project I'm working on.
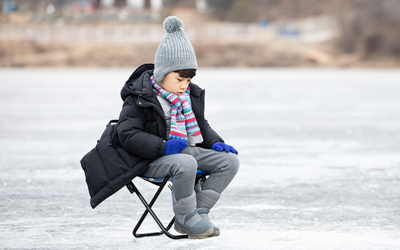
[126,169,208,239]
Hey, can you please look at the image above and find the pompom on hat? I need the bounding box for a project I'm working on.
[154,16,198,83]
[163,16,183,33]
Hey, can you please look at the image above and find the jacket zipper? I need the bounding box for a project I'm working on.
[199,90,205,128]
[137,94,168,139]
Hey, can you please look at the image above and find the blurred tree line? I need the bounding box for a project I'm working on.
[333,0,400,59]
[165,0,328,22]
[164,0,400,59]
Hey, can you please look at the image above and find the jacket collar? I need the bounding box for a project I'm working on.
[188,82,202,98]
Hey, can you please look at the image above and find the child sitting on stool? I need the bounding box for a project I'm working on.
[116,16,240,239]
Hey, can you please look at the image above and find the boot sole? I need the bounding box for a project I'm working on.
[209,230,220,237]
[174,226,214,239]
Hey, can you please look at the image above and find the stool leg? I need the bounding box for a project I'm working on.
[128,178,188,239]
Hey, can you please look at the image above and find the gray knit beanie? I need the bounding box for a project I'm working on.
[154,16,198,83]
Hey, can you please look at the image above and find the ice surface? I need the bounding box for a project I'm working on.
[0,68,399,249]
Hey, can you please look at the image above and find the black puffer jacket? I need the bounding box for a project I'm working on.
[81,64,223,208]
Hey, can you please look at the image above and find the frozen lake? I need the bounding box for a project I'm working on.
[1,68,400,249]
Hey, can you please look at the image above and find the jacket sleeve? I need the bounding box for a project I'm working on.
[116,96,166,160]
[199,118,224,149]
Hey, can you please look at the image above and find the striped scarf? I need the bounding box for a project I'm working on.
[151,75,203,144]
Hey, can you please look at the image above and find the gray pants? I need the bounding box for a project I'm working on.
[141,146,240,200]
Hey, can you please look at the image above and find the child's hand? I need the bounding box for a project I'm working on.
[211,142,238,155]
[163,139,189,155]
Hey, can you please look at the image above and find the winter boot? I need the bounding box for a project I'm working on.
[173,191,214,239]
[195,182,221,237]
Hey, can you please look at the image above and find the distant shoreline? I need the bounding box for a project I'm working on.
[1,40,399,68]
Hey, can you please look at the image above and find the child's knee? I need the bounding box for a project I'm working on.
[226,153,240,175]
[174,154,197,175]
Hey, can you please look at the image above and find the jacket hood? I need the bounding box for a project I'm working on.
[121,63,203,101]
[121,64,155,101]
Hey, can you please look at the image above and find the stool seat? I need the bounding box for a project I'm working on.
[139,169,207,183]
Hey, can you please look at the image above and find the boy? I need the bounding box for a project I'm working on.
[117,16,239,239]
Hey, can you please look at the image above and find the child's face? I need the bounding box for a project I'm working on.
[159,72,192,96]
